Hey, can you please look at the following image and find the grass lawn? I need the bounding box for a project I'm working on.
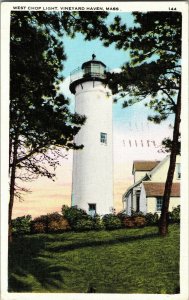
[8,224,180,294]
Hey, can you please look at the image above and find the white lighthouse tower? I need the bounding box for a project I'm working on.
[70,55,113,216]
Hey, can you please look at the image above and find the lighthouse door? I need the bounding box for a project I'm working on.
[88,204,96,217]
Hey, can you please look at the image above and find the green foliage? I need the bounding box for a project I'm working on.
[161,137,181,155]
[145,213,159,226]
[61,205,89,227]
[10,11,109,176]
[117,210,129,220]
[74,215,105,232]
[102,214,122,230]
[74,219,94,232]
[11,215,32,235]
[169,205,180,223]
[131,210,144,217]
[104,12,181,153]
[10,11,87,182]
[62,205,105,231]
[11,206,180,235]
[92,215,105,231]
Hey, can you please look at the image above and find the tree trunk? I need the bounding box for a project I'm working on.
[9,137,12,175]
[9,136,18,243]
[159,88,181,236]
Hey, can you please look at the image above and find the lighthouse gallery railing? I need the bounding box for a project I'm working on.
[70,66,107,83]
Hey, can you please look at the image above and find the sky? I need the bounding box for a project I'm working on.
[12,12,173,219]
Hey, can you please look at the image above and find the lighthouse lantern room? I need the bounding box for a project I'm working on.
[70,55,113,216]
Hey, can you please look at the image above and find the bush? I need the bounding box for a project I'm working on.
[62,205,89,228]
[74,219,94,232]
[32,222,46,233]
[117,210,129,221]
[102,214,122,230]
[93,215,105,231]
[122,217,135,228]
[31,214,48,233]
[122,216,146,228]
[31,212,70,233]
[145,213,159,226]
[169,205,180,223]
[131,211,144,217]
[11,215,32,235]
[133,216,146,227]
[48,219,71,233]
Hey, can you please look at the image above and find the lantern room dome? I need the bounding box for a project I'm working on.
[81,54,106,70]
[69,54,107,94]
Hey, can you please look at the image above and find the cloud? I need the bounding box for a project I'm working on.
[111,67,122,73]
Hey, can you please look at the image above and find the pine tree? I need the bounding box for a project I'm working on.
[102,12,181,236]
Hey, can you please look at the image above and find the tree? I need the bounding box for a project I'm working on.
[102,12,181,236]
[9,11,109,241]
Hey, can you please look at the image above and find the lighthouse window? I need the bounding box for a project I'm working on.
[100,132,107,144]
[91,63,100,75]
[88,204,96,217]
[84,65,91,76]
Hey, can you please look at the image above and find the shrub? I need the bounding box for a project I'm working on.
[122,217,135,228]
[169,205,180,223]
[117,211,129,221]
[32,222,46,233]
[62,205,90,228]
[74,219,94,232]
[131,211,144,217]
[31,215,48,233]
[121,215,146,228]
[93,215,105,231]
[31,212,70,233]
[133,216,146,227]
[11,215,32,235]
[145,213,159,226]
[102,214,122,230]
[48,219,71,233]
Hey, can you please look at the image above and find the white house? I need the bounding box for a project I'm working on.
[123,155,181,215]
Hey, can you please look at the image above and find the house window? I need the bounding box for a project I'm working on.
[88,203,96,217]
[100,132,107,144]
[176,163,181,179]
[156,197,163,212]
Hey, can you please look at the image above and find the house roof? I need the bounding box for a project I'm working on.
[122,174,150,200]
[143,182,180,197]
[132,160,160,174]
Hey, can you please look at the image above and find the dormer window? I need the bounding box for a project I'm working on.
[100,132,107,145]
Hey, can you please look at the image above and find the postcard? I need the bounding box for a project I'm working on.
[1,1,188,300]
